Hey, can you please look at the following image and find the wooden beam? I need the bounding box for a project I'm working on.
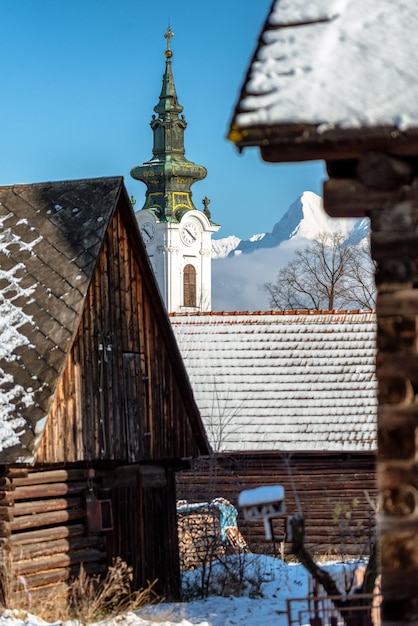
[231,123,418,163]
[377,290,418,316]
[323,178,414,218]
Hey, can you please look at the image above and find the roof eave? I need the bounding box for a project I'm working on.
[228,122,418,163]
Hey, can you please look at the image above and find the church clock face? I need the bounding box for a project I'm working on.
[140,220,156,244]
[180,221,198,246]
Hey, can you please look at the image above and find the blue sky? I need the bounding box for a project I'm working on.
[0,0,325,240]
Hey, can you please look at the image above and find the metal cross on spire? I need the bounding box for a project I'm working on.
[164,25,174,58]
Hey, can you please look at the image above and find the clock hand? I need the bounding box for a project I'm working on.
[185,227,196,240]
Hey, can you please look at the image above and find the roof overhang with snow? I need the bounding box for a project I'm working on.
[228,0,418,163]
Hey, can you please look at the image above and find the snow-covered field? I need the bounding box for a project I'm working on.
[0,556,363,626]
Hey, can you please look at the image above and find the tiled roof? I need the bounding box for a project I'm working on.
[170,311,377,453]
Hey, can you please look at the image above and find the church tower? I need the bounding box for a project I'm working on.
[131,27,219,313]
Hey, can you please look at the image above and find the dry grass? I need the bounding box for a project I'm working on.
[2,558,160,624]
[66,558,160,623]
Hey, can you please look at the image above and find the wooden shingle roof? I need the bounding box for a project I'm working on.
[0,177,123,461]
[170,310,377,454]
[228,0,418,162]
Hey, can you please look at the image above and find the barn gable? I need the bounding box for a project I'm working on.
[0,178,120,463]
[0,176,209,602]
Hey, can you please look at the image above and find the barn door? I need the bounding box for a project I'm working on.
[139,466,181,600]
[122,353,144,462]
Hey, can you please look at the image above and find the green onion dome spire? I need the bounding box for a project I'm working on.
[131,26,207,222]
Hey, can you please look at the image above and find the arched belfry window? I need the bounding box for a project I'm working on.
[183,264,196,307]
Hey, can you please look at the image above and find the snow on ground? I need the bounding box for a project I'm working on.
[0,556,361,626]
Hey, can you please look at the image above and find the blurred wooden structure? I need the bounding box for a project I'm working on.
[228,2,418,622]
[0,177,209,604]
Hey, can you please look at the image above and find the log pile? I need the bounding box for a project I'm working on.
[177,505,227,569]
[177,499,249,570]
[0,466,107,607]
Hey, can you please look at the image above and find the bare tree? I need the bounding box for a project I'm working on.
[264,231,376,310]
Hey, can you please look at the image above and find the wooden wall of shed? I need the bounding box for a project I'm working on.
[0,463,181,607]
[176,453,376,558]
[37,203,201,465]
[0,466,106,607]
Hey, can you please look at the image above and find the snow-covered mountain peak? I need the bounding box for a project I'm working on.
[273,191,364,242]
[211,235,241,259]
[212,191,370,260]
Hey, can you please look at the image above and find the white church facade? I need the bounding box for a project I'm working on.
[131,26,219,313]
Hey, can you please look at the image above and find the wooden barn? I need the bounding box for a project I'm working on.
[172,310,377,557]
[227,0,418,621]
[0,176,209,605]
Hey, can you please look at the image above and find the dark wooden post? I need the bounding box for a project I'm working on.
[325,153,418,624]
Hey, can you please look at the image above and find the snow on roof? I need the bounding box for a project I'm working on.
[0,177,122,463]
[170,310,377,454]
[229,0,418,154]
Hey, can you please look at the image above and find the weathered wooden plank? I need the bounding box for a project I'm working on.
[7,482,87,501]
[12,548,106,575]
[122,353,143,462]
[11,535,104,561]
[14,561,106,590]
[13,581,69,605]
[5,507,85,532]
[257,127,418,164]
[3,468,29,480]
[108,215,124,457]
[8,468,88,487]
[13,496,83,517]
[9,523,85,546]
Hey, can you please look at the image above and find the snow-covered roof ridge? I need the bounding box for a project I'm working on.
[0,177,123,463]
[170,309,375,318]
[171,310,377,454]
